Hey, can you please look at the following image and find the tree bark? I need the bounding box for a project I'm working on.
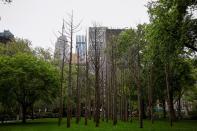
[76,45,80,124]
[67,15,73,128]
[95,64,100,127]
[137,84,143,128]
[22,104,27,123]
[136,42,143,128]
[165,64,176,127]
[125,98,128,122]
[162,99,166,119]
[177,91,182,120]
[85,38,89,125]
[58,23,66,126]
[65,11,81,128]
[130,101,133,123]
[148,66,153,123]
[101,71,105,122]
[112,44,117,125]
[105,63,109,123]
[31,105,34,120]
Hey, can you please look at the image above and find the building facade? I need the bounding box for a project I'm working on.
[54,35,70,63]
[76,35,87,63]
[88,27,123,73]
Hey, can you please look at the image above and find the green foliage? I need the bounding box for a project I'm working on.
[0,53,59,113]
[0,39,32,56]
[33,47,52,61]
[144,0,197,112]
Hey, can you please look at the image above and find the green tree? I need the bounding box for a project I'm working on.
[146,0,197,125]
[0,53,59,123]
[117,25,146,128]
[0,39,32,56]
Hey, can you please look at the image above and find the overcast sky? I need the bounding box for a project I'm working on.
[0,0,150,51]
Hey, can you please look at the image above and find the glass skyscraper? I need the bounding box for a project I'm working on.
[76,35,86,63]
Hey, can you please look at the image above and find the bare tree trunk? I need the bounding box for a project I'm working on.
[101,71,105,121]
[91,28,100,126]
[120,95,122,121]
[120,69,123,121]
[130,101,133,123]
[137,82,143,128]
[148,65,153,124]
[137,43,143,128]
[162,99,166,119]
[165,64,176,127]
[125,98,128,122]
[58,21,66,126]
[65,11,81,128]
[89,26,105,127]
[76,45,80,124]
[22,104,27,123]
[85,36,89,125]
[177,91,182,120]
[89,99,92,120]
[93,100,96,122]
[112,45,117,125]
[67,29,72,127]
[109,74,112,120]
[95,64,100,127]
[105,63,109,123]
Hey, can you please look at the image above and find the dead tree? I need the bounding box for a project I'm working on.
[76,43,80,124]
[106,31,120,125]
[84,34,89,125]
[110,37,118,125]
[58,20,67,126]
[89,25,105,127]
[105,60,109,122]
[101,67,105,121]
[64,11,81,128]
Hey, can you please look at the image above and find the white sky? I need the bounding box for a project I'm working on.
[0,0,150,51]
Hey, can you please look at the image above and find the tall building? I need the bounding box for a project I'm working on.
[88,27,123,74]
[88,27,107,71]
[88,27,124,114]
[0,30,14,44]
[76,35,87,63]
[54,35,70,63]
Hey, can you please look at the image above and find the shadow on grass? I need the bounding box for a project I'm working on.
[0,119,59,126]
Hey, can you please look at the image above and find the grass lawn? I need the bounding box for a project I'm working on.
[0,118,197,131]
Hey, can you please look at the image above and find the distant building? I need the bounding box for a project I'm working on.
[88,27,124,74]
[0,30,14,44]
[54,35,70,62]
[88,27,107,72]
[76,35,86,63]
[88,27,107,55]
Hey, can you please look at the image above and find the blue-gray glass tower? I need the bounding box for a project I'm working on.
[76,35,86,63]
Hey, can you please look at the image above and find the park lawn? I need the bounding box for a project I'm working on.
[0,118,197,131]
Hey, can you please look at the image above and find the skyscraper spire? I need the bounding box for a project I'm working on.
[62,19,65,36]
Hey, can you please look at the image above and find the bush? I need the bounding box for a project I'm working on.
[188,111,197,120]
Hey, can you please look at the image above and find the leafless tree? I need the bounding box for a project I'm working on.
[58,20,67,126]
[76,41,80,124]
[88,24,105,127]
[84,34,89,125]
[64,11,81,128]
[107,34,118,125]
